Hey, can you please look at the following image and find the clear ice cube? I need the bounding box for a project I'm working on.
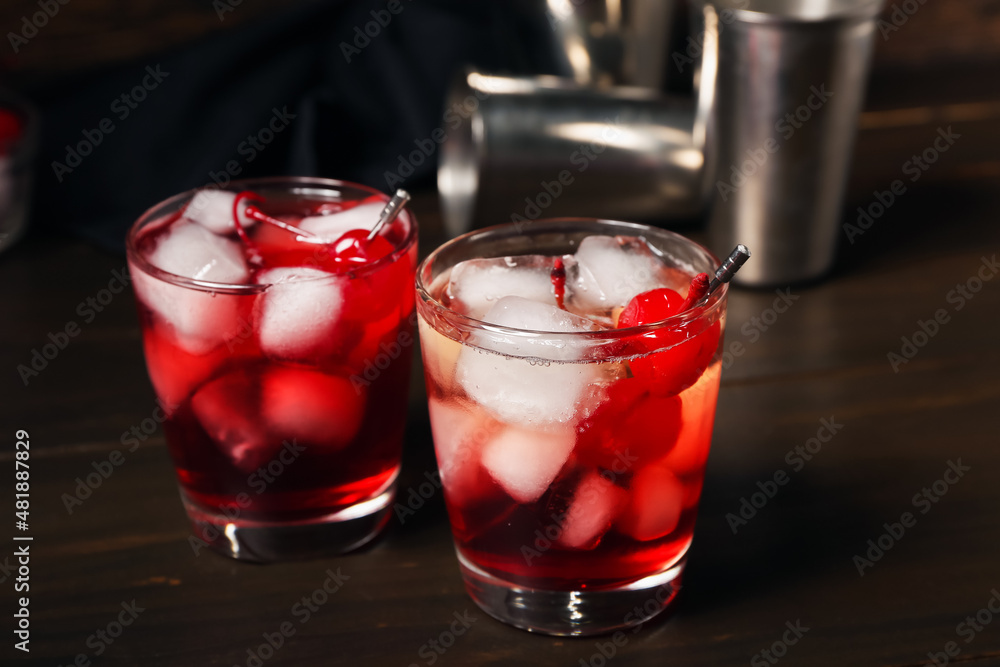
[255,266,345,360]
[184,189,255,235]
[565,235,674,312]
[134,221,249,353]
[455,297,603,427]
[480,425,576,504]
[557,471,627,549]
[262,368,365,448]
[296,201,384,242]
[190,370,279,473]
[446,256,555,320]
[616,464,685,541]
[427,398,499,505]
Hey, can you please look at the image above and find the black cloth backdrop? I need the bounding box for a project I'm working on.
[22,0,562,251]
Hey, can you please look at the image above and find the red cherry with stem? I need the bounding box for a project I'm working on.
[618,274,721,397]
[230,191,261,246]
[226,190,265,266]
[627,321,721,397]
[331,189,409,270]
[679,272,711,311]
[331,228,395,268]
[330,229,409,321]
[618,288,685,329]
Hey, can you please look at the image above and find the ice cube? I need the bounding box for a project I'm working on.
[141,326,230,410]
[566,235,674,312]
[190,370,279,473]
[262,368,365,448]
[184,189,255,235]
[428,398,500,505]
[447,256,555,320]
[146,220,249,283]
[617,464,685,541]
[133,221,250,353]
[296,201,385,242]
[256,266,346,360]
[663,362,721,475]
[480,426,575,503]
[558,471,628,549]
[456,297,603,427]
[475,296,601,338]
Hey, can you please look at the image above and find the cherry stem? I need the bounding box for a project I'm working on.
[230,191,260,247]
[244,205,323,242]
[551,256,567,310]
[679,273,711,312]
[230,191,266,266]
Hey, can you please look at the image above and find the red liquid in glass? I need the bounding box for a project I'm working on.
[420,259,722,591]
[131,194,416,523]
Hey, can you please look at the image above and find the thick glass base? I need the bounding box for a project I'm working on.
[182,482,395,563]
[457,550,684,636]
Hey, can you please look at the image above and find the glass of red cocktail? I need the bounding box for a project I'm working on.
[416,219,726,635]
[127,177,417,561]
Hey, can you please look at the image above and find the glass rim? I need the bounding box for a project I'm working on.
[415,217,727,340]
[125,176,418,294]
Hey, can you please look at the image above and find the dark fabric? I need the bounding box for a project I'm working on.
[23,0,561,251]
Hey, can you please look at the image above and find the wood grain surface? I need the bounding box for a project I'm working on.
[1,51,999,667]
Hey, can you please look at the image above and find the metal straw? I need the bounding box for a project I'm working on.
[704,244,751,299]
[367,189,411,241]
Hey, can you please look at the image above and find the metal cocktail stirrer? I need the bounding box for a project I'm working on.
[367,189,411,241]
[700,244,751,304]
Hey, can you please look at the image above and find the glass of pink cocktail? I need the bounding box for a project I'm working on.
[416,219,726,635]
[127,177,417,561]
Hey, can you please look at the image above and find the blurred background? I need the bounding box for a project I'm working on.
[0,0,998,269]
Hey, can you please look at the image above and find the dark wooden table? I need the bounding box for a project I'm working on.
[3,78,1000,665]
